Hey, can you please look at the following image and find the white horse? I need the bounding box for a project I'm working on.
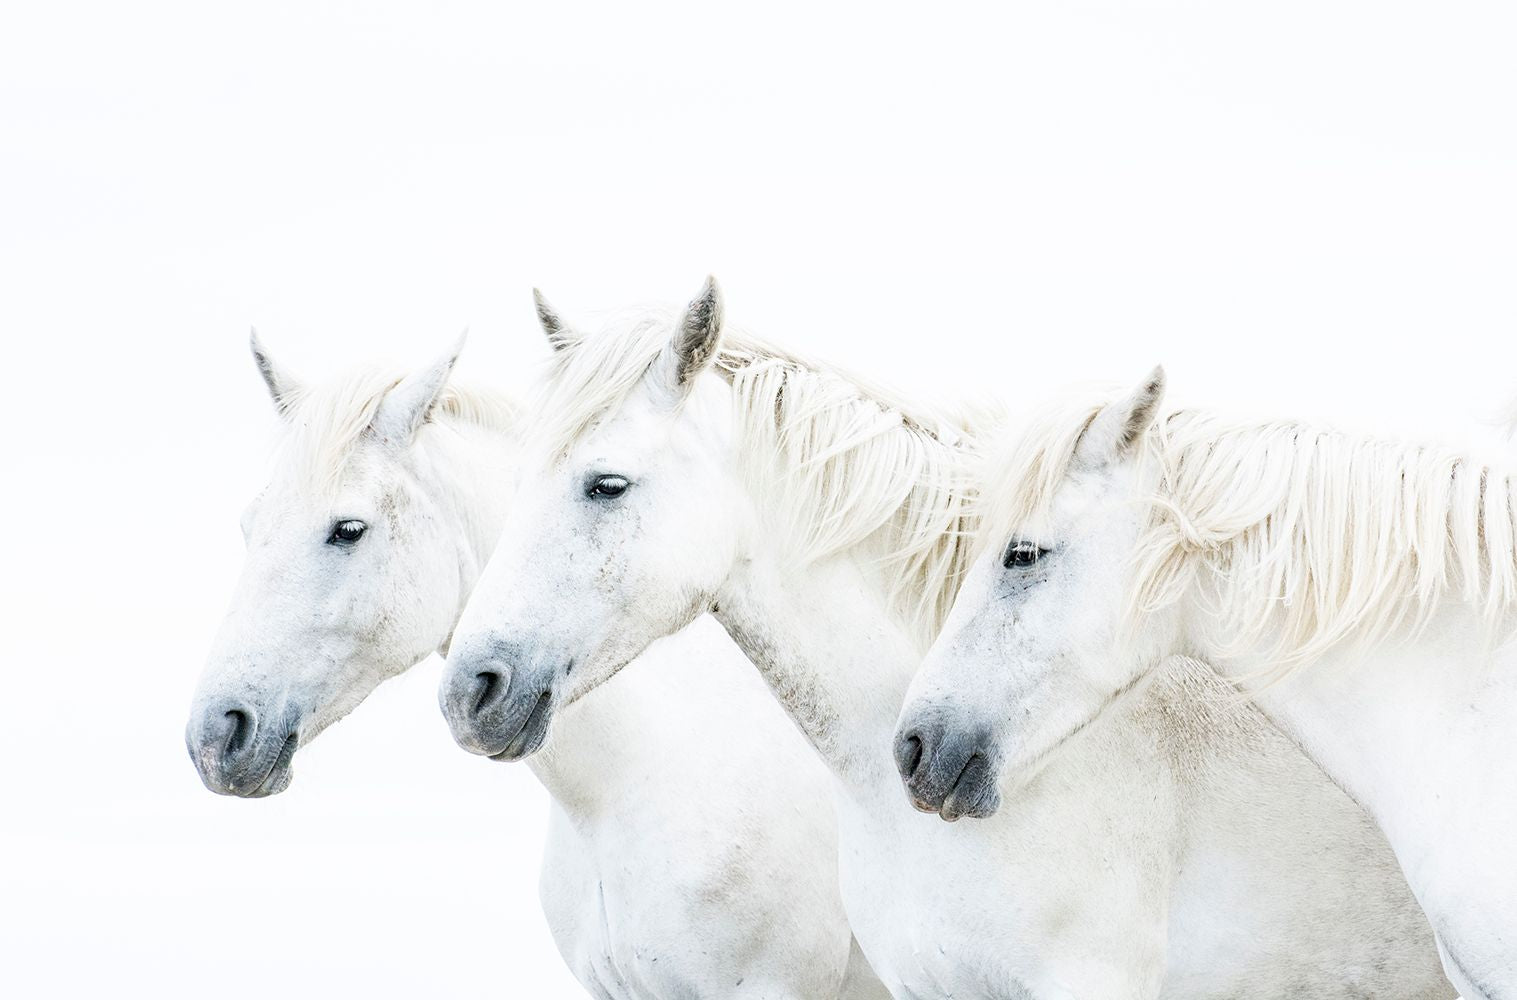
[896,368,1515,999]
[185,335,888,999]
[441,278,1451,999]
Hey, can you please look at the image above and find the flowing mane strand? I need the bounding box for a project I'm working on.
[277,365,519,503]
[986,387,1517,674]
[523,308,993,647]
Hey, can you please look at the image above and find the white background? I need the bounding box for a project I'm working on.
[2,1,1513,996]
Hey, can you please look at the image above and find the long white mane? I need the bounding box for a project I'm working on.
[277,366,519,503]
[524,309,994,647]
[987,388,1517,673]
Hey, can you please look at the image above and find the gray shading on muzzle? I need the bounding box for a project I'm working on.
[186,697,301,798]
[893,712,1003,822]
[439,635,560,762]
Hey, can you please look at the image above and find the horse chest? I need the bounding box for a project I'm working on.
[830,802,1037,999]
[548,860,701,1000]
[832,757,1176,1000]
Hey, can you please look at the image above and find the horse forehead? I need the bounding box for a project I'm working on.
[570,399,677,462]
[272,441,397,505]
[1052,466,1121,520]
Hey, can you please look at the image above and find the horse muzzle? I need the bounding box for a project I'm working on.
[186,698,300,797]
[439,637,559,762]
[893,713,1004,821]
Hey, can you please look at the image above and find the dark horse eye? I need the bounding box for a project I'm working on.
[1004,540,1045,568]
[328,519,367,545]
[588,475,630,499]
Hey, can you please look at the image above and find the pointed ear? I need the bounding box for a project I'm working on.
[1074,366,1166,469]
[250,328,302,417]
[533,288,579,353]
[371,332,467,448]
[653,276,724,402]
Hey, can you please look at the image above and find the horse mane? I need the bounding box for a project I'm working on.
[523,307,993,648]
[987,386,1517,674]
[278,365,519,503]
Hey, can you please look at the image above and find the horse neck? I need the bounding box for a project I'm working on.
[702,368,970,793]
[524,616,828,825]
[523,677,648,814]
[1179,570,1500,837]
[714,542,924,791]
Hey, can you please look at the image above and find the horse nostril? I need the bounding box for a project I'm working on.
[222,708,252,759]
[896,732,925,781]
[471,669,506,717]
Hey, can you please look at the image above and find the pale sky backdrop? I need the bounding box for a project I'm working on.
[2,1,1514,996]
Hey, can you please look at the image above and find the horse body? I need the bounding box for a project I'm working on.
[1202,605,1517,998]
[442,282,1450,999]
[186,339,884,999]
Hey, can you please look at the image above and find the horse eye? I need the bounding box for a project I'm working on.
[588,475,630,499]
[328,519,367,545]
[1004,540,1045,568]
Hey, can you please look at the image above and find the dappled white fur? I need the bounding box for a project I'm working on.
[922,372,1513,997]
[449,283,1451,999]
[188,342,888,999]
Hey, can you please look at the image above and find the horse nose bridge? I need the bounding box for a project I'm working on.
[197,609,291,704]
[903,644,976,711]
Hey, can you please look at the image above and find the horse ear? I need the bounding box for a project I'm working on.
[1075,366,1166,469]
[653,276,724,403]
[371,332,467,448]
[250,329,302,418]
[534,288,579,353]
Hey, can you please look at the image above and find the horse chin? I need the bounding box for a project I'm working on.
[487,689,556,762]
[211,730,301,799]
[937,771,1003,822]
[243,756,297,798]
[906,772,1002,822]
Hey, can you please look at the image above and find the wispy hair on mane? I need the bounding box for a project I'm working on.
[720,343,989,648]
[277,366,519,503]
[522,309,993,647]
[987,388,1517,675]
